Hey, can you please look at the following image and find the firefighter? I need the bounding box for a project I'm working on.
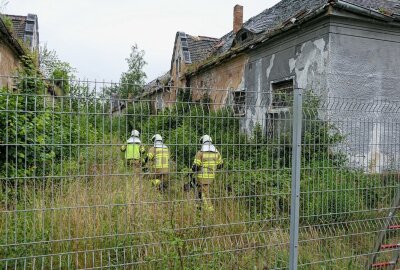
[191,135,223,212]
[120,129,145,173]
[145,134,170,192]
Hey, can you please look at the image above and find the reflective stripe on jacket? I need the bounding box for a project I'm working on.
[147,147,170,172]
[193,150,223,180]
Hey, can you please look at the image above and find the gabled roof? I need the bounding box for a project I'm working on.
[5,14,27,40]
[170,32,218,72]
[0,15,26,58]
[3,13,39,51]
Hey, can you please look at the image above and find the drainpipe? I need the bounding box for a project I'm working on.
[331,0,394,22]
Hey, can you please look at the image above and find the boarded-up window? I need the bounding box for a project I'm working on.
[271,79,294,108]
[267,79,294,138]
[233,90,246,116]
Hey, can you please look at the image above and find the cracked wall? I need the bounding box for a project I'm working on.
[326,17,400,172]
[244,22,330,135]
[189,54,247,111]
[245,16,400,172]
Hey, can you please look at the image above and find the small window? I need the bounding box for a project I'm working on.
[175,58,179,77]
[271,79,294,108]
[233,90,246,116]
[267,79,294,138]
[241,32,248,42]
[156,94,164,111]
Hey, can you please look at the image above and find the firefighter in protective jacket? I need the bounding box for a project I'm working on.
[192,135,223,211]
[145,134,170,191]
[120,129,146,173]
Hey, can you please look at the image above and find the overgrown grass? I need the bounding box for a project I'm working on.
[1,92,398,268]
[1,137,396,268]
[0,147,386,269]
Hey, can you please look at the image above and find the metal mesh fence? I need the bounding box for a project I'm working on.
[0,76,399,269]
[298,95,400,269]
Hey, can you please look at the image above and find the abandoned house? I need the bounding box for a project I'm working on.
[0,13,39,87]
[141,33,219,112]
[142,0,400,172]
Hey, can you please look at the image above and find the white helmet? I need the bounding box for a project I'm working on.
[131,129,140,137]
[200,135,212,144]
[152,134,163,142]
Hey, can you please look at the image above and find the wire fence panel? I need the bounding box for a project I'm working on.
[1,76,399,269]
[0,77,295,269]
[298,94,400,269]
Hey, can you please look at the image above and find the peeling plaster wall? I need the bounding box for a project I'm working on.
[0,40,20,87]
[326,17,400,172]
[189,54,248,111]
[148,90,177,114]
[244,15,400,172]
[244,20,330,134]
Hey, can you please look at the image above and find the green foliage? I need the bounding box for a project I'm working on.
[0,14,12,32]
[105,44,147,99]
[119,93,392,226]
[177,88,192,103]
[1,84,396,268]
[0,56,97,200]
[39,44,76,94]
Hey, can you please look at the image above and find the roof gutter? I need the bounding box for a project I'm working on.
[331,0,395,22]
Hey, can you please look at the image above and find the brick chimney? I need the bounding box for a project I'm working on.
[233,4,243,33]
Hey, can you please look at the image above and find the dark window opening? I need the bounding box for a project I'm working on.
[241,32,248,42]
[233,90,246,116]
[175,59,179,77]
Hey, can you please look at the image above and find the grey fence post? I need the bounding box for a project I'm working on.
[289,88,303,270]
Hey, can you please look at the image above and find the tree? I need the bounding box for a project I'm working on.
[39,44,76,78]
[39,44,76,94]
[118,44,147,99]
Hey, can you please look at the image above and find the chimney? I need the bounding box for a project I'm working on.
[233,4,243,34]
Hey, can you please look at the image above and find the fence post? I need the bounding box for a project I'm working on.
[289,88,303,270]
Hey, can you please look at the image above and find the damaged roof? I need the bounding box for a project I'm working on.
[0,16,26,58]
[215,0,327,55]
[170,32,218,72]
[187,35,219,63]
[346,0,400,13]
[3,13,39,51]
[194,0,400,71]
[141,71,171,97]
[4,14,27,40]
